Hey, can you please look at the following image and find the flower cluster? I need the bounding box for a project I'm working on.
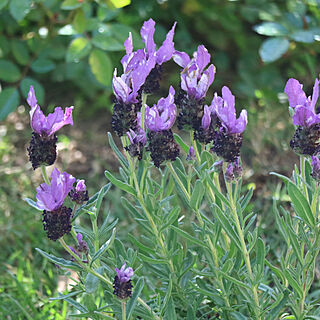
[285,77,320,156]
[111,19,248,172]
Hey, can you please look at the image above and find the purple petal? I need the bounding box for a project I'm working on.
[27,86,38,108]
[30,105,46,134]
[195,45,210,74]
[232,109,248,133]
[76,180,86,192]
[113,70,130,103]
[311,78,319,110]
[284,78,307,108]
[195,64,216,99]
[36,183,57,211]
[173,50,190,68]
[201,105,212,130]
[222,86,235,114]
[140,18,156,58]
[124,32,133,55]
[127,129,137,144]
[292,106,320,127]
[156,22,177,65]
[49,106,74,136]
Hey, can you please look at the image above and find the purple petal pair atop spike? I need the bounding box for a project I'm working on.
[144,87,180,167]
[125,127,147,160]
[113,263,134,299]
[174,45,216,130]
[285,77,320,156]
[285,78,320,127]
[37,167,75,241]
[28,86,74,136]
[224,157,243,183]
[27,86,74,170]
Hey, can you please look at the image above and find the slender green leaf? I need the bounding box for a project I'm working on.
[90,228,116,266]
[126,277,144,320]
[161,277,173,316]
[105,170,136,195]
[24,197,42,211]
[190,180,205,210]
[170,225,207,248]
[283,269,303,298]
[35,248,81,271]
[288,183,315,227]
[173,133,189,154]
[49,290,83,301]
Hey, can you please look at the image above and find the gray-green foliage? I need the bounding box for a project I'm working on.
[30,129,320,319]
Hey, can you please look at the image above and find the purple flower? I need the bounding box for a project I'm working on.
[27,86,74,136]
[36,167,75,212]
[127,127,147,146]
[68,245,81,258]
[201,105,215,130]
[186,146,196,160]
[75,180,86,192]
[140,18,177,65]
[225,158,242,183]
[284,78,320,127]
[213,86,247,134]
[115,263,134,283]
[145,86,176,131]
[174,45,216,100]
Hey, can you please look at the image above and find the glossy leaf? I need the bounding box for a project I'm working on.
[89,49,112,86]
[0,87,19,120]
[31,58,56,73]
[9,0,31,21]
[254,22,288,36]
[259,38,289,63]
[11,40,30,65]
[66,37,92,62]
[0,60,21,82]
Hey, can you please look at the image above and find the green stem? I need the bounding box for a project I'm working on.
[41,165,50,185]
[226,182,261,319]
[140,92,147,131]
[167,162,230,309]
[59,238,160,320]
[122,301,126,320]
[300,156,309,203]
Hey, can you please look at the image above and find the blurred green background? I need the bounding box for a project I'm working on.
[1,0,320,318]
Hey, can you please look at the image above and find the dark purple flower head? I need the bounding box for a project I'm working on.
[284,78,320,127]
[174,45,216,100]
[27,86,73,136]
[145,86,176,131]
[36,167,75,212]
[213,86,247,134]
[115,263,134,283]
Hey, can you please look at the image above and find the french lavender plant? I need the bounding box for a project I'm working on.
[25,19,320,320]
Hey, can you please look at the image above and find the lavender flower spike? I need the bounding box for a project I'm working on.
[214,86,248,134]
[113,262,134,299]
[36,167,75,212]
[145,86,176,131]
[28,86,73,137]
[76,180,86,192]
